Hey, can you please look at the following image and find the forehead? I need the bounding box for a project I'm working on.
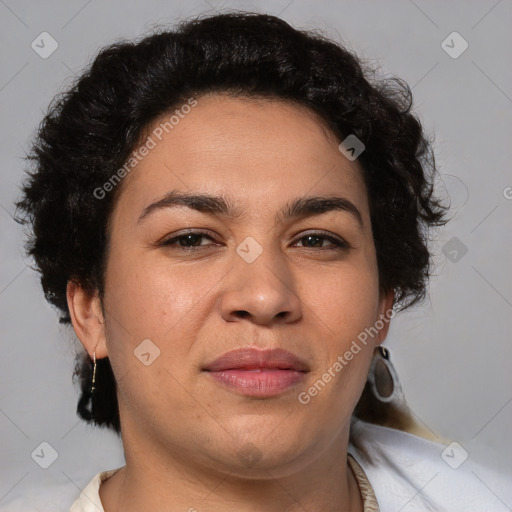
[113,94,369,224]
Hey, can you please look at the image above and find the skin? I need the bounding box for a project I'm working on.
[67,93,394,512]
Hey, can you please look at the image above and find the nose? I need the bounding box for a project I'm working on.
[219,244,303,326]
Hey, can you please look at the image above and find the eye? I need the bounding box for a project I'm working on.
[160,230,218,250]
[293,231,350,250]
[159,230,350,252]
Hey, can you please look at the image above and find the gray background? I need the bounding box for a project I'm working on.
[1,0,511,505]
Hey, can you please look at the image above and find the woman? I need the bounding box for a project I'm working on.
[13,11,509,512]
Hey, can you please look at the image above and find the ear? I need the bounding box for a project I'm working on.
[66,280,108,359]
[375,289,396,344]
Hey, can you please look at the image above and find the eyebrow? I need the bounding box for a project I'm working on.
[137,190,364,229]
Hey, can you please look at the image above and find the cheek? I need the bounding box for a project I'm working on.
[102,248,231,365]
[304,259,380,343]
[101,253,215,408]
[105,251,197,328]
[299,257,380,405]
[297,268,379,425]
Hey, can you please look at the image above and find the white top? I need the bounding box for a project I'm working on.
[1,419,510,511]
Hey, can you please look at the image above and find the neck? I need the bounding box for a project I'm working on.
[99,422,363,512]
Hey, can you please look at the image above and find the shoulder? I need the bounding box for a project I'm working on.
[348,418,512,512]
[0,468,122,512]
[68,468,121,512]
[0,481,76,512]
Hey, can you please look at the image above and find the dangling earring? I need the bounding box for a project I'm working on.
[368,346,404,403]
[76,350,98,422]
[90,351,97,418]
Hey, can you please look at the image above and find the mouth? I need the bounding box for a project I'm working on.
[202,347,310,398]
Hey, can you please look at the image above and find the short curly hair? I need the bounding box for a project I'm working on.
[15,11,448,434]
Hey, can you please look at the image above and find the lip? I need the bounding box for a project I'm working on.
[203,347,310,398]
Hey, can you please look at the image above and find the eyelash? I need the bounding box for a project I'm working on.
[159,230,350,251]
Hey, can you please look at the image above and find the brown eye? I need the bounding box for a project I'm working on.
[294,232,350,250]
[161,231,218,249]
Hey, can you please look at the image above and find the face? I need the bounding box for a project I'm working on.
[80,94,393,477]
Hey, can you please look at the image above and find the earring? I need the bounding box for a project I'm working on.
[368,346,404,403]
[76,351,98,422]
[90,351,97,417]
